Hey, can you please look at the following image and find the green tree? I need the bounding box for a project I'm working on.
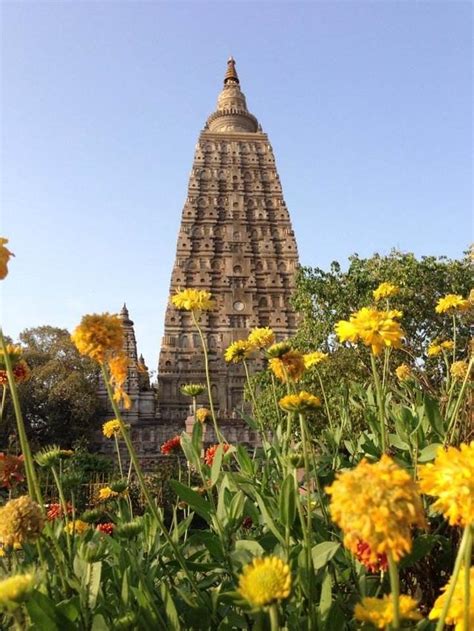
[1,326,101,449]
[292,249,472,359]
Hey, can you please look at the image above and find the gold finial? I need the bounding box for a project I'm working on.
[224,56,239,85]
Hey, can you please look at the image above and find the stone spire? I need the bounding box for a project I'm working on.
[206,58,259,133]
[157,58,300,428]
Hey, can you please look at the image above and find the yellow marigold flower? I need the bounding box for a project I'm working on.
[428,343,442,357]
[266,341,292,358]
[269,351,305,383]
[435,293,469,314]
[171,288,215,312]
[102,419,122,438]
[98,486,118,502]
[355,595,422,629]
[279,391,321,413]
[224,340,253,363]
[247,327,275,350]
[373,282,400,302]
[429,567,474,631]
[0,496,44,548]
[450,360,470,381]
[335,307,404,355]
[395,363,412,382]
[303,351,328,368]
[418,442,474,527]
[64,520,89,535]
[71,313,124,364]
[0,237,14,280]
[0,574,35,609]
[180,383,206,397]
[326,455,425,563]
[108,353,131,410]
[196,407,211,423]
[238,556,291,608]
[334,319,358,344]
[441,340,454,350]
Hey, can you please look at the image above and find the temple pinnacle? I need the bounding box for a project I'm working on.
[224,56,239,85]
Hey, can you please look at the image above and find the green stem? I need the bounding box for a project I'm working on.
[298,412,314,606]
[192,396,197,423]
[435,525,471,631]
[316,369,333,429]
[387,552,400,630]
[452,314,457,362]
[114,433,124,478]
[191,311,223,442]
[463,525,472,631]
[445,356,473,444]
[0,385,6,422]
[100,363,205,603]
[51,465,72,560]
[269,604,280,631]
[0,329,43,507]
[370,353,386,453]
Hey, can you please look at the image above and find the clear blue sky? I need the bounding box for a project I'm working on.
[1,1,472,372]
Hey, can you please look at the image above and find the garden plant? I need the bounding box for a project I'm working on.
[0,237,472,630]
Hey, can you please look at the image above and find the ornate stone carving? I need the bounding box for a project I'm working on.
[157,58,300,424]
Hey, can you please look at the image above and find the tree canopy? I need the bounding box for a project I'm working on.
[1,326,101,449]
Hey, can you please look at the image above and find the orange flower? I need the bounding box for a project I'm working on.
[161,436,182,455]
[269,351,305,383]
[0,238,14,280]
[204,443,230,466]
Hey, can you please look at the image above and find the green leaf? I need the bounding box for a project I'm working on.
[319,569,332,621]
[179,432,201,468]
[253,491,285,545]
[228,490,246,525]
[91,615,109,631]
[26,592,60,631]
[235,445,255,477]
[192,420,203,454]
[279,474,296,528]
[88,561,102,609]
[169,480,212,521]
[311,542,340,570]
[424,396,445,438]
[160,582,182,631]
[210,444,224,486]
[418,443,442,463]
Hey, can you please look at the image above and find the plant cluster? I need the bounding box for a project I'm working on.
[0,240,473,630]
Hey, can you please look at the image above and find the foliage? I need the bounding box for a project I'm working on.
[292,249,472,359]
[1,326,101,449]
[1,256,473,630]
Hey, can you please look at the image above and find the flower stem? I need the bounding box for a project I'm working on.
[435,525,471,631]
[269,604,280,631]
[191,311,223,442]
[100,363,205,603]
[114,433,124,478]
[0,328,43,506]
[445,356,473,444]
[387,552,400,630]
[316,368,333,429]
[463,525,472,631]
[370,353,386,453]
[51,464,72,560]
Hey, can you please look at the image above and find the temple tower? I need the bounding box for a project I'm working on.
[157,58,299,424]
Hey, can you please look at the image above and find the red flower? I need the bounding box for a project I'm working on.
[242,516,253,529]
[0,361,30,385]
[47,502,73,521]
[204,443,230,466]
[355,540,388,573]
[160,436,181,455]
[0,453,25,489]
[97,522,114,535]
